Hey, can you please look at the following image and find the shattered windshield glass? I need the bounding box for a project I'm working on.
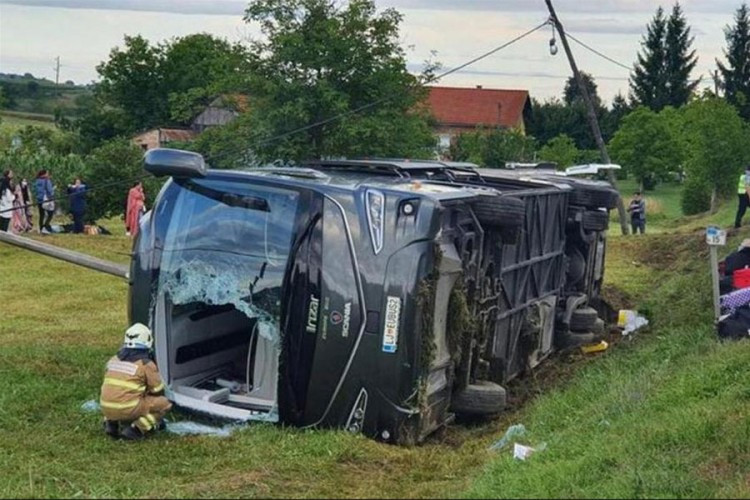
[159,179,300,341]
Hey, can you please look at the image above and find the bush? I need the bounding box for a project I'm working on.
[681,178,711,215]
[85,140,161,222]
[0,138,162,223]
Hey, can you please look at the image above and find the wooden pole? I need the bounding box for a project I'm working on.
[544,0,630,235]
[0,231,129,280]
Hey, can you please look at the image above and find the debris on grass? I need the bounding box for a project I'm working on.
[581,340,609,354]
[513,442,546,461]
[491,424,547,460]
[166,421,237,437]
[489,424,526,451]
[81,399,240,437]
[81,399,100,413]
[617,309,649,336]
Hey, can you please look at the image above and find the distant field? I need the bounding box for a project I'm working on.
[0,110,57,131]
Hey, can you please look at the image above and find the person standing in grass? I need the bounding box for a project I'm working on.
[125,181,145,237]
[18,178,33,231]
[66,177,88,234]
[628,191,646,235]
[11,180,31,233]
[735,166,750,228]
[0,170,14,232]
[34,169,55,234]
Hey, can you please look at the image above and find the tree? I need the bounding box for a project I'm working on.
[96,35,166,131]
[664,3,698,107]
[631,4,698,111]
[631,6,669,111]
[449,128,536,167]
[231,0,436,162]
[600,92,631,140]
[84,139,157,222]
[609,106,682,191]
[161,34,251,123]
[680,97,749,212]
[563,72,600,107]
[717,3,750,121]
[526,96,615,149]
[538,134,580,169]
[96,33,250,133]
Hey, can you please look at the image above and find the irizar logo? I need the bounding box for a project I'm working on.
[341,302,352,338]
[306,295,320,334]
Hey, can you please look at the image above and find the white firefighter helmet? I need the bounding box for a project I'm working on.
[123,323,153,350]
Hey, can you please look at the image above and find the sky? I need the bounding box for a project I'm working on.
[0,0,743,104]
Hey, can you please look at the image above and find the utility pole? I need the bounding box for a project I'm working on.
[544,0,630,235]
[53,56,61,93]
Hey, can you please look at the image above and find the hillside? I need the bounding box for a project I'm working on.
[0,72,93,118]
[1,185,749,497]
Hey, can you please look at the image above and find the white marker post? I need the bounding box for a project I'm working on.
[706,226,727,323]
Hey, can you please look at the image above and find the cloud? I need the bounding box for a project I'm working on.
[564,18,645,35]
[0,0,247,15]
[2,0,740,16]
[384,0,743,14]
[406,63,628,82]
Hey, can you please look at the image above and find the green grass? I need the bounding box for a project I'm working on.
[2,204,750,497]
[0,110,56,132]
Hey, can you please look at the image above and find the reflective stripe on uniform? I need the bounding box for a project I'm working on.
[739,174,747,195]
[106,360,138,376]
[100,398,140,410]
[103,377,145,392]
[138,416,153,431]
[150,382,164,393]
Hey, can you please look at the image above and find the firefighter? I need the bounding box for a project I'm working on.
[100,323,172,440]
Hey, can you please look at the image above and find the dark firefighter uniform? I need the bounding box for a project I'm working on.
[99,355,172,433]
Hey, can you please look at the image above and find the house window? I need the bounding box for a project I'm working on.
[438,134,452,150]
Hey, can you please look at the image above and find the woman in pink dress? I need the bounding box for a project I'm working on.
[125,181,145,237]
[11,182,31,233]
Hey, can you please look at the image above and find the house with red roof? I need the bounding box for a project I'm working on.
[427,85,531,150]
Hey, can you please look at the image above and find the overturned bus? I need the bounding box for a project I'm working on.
[129,150,619,444]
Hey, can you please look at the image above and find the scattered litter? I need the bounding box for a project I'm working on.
[581,340,609,354]
[81,399,240,437]
[513,442,546,461]
[617,309,649,336]
[489,424,526,450]
[166,421,237,437]
[81,400,100,413]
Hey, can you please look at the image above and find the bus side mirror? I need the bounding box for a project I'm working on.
[144,148,207,178]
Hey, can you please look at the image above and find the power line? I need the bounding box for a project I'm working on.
[205,20,551,165]
[563,31,632,71]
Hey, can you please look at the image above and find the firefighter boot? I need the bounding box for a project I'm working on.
[103,420,120,439]
[121,424,146,441]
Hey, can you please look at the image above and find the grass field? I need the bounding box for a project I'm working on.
[2,186,750,498]
[0,110,56,132]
